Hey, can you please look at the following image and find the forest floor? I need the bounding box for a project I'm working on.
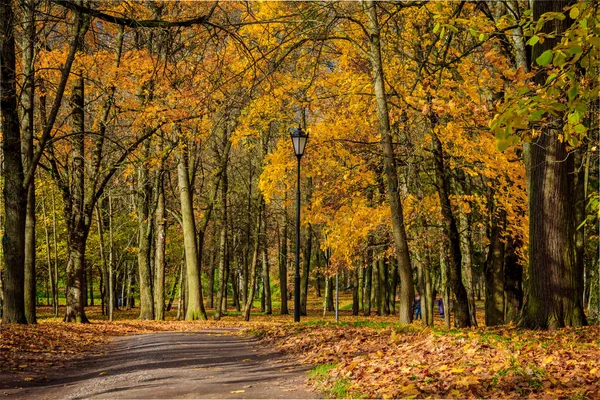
[1,302,599,399]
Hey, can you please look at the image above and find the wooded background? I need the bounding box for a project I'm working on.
[1,0,598,330]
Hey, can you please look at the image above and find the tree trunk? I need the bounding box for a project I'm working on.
[432,133,470,328]
[167,255,182,312]
[63,73,89,323]
[485,209,505,326]
[20,0,37,324]
[95,205,108,315]
[40,186,57,317]
[364,248,372,316]
[108,194,115,320]
[261,199,272,315]
[459,211,477,327]
[154,165,166,321]
[1,0,27,324]
[300,222,312,316]
[352,268,360,316]
[279,210,289,315]
[214,161,229,320]
[440,250,451,330]
[373,257,381,315]
[380,257,389,315]
[504,238,523,323]
[520,0,586,329]
[363,0,414,324]
[136,140,154,320]
[242,212,262,321]
[177,147,207,320]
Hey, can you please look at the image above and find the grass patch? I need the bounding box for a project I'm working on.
[308,363,337,379]
[309,363,351,398]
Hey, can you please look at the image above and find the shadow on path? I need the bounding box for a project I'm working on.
[2,329,319,399]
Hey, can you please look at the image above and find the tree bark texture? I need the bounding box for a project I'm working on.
[136,140,154,320]
[20,0,37,324]
[520,0,586,329]
[432,133,470,328]
[177,146,207,320]
[1,0,27,324]
[364,0,414,324]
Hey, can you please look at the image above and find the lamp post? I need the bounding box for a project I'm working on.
[290,126,308,322]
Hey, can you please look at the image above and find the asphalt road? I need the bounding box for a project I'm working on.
[1,329,319,399]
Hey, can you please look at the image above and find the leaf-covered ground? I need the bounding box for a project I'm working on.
[256,321,600,399]
[2,304,599,398]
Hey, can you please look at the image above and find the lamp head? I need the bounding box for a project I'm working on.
[289,126,309,158]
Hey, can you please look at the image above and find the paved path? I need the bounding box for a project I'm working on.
[2,329,319,399]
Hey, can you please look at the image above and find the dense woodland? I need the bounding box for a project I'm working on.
[1,0,598,330]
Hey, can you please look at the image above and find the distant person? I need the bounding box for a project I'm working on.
[437,295,444,318]
[413,293,422,320]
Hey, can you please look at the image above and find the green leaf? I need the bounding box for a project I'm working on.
[546,73,558,84]
[479,33,485,41]
[568,135,579,147]
[529,109,545,122]
[568,86,579,102]
[553,51,566,67]
[497,139,510,152]
[573,124,586,133]
[569,7,580,19]
[568,111,580,125]
[569,46,582,55]
[433,23,440,33]
[536,50,553,66]
[527,35,539,46]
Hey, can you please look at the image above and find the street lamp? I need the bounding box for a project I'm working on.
[290,126,308,322]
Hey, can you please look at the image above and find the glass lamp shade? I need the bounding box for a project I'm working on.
[290,127,309,157]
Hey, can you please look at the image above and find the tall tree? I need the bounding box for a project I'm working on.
[363,0,414,324]
[1,0,27,324]
[520,0,586,329]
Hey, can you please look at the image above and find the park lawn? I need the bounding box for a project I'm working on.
[1,299,599,399]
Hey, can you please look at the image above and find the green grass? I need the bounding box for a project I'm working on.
[308,363,337,379]
[309,363,351,398]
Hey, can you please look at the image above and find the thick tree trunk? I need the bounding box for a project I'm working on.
[63,74,88,323]
[364,0,414,324]
[64,231,89,323]
[177,147,207,320]
[432,133,470,328]
[21,0,36,324]
[520,0,586,329]
[136,141,154,320]
[1,0,27,324]
[154,167,166,321]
